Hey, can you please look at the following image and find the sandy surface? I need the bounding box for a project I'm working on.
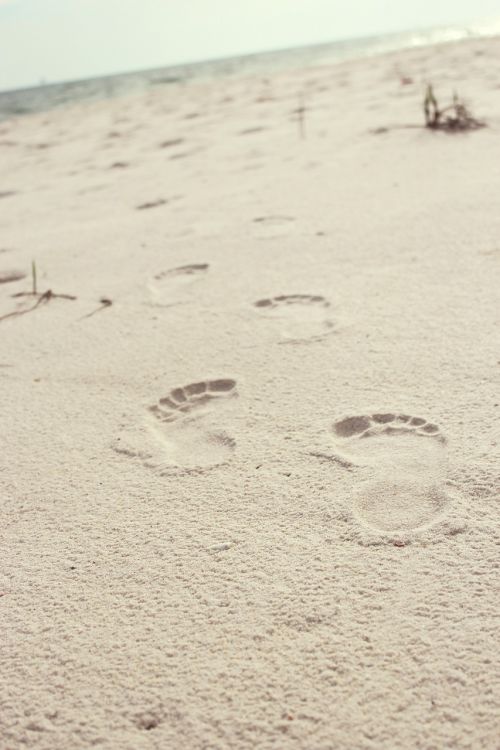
[1,35,499,750]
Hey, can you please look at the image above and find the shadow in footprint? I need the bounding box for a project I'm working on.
[331,412,451,532]
[254,294,336,343]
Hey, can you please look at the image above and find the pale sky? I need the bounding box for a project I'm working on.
[1,0,499,91]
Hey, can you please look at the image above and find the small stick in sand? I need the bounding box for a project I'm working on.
[82,298,113,319]
[0,262,76,323]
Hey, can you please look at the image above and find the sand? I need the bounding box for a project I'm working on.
[1,35,499,750]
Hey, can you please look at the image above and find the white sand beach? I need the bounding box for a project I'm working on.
[1,35,499,749]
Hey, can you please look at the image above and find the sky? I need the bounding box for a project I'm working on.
[0,0,499,91]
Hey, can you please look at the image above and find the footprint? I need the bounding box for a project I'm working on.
[252,215,295,238]
[253,294,335,343]
[331,413,451,533]
[148,379,237,470]
[115,379,238,473]
[136,198,167,210]
[0,269,26,284]
[239,126,268,135]
[147,263,209,305]
[154,263,208,282]
[159,137,185,149]
[351,478,450,533]
[332,413,446,467]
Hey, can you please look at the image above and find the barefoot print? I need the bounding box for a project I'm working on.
[331,412,451,533]
[114,379,237,473]
[350,478,450,533]
[148,378,237,470]
[147,263,209,305]
[252,215,295,238]
[136,198,167,210]
[154,263,209,282]
[253,294,336,343]
[332,413,446,468]
[159,138,185,149]
[0,269,26,284]
[239,126,268,135]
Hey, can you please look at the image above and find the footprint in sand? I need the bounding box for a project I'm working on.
[113,379,238,473]
[147,263,209,305]
[0,269,26,284]
[254,294,335,343]
[252,215,295,239]
[331,412,451,533]
[136,198,167,210]
[146,379,237,470]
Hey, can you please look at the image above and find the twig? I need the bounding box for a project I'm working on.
[82,298,113,319]
[424,83,484,132]
[0,289,76,323]
[12,290,76,300]
[1,290,52,322]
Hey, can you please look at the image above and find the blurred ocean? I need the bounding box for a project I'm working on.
[0,22,497,121]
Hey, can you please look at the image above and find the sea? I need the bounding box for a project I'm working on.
[0,22,498,122]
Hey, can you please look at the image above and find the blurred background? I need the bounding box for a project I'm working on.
[1,0,500,92]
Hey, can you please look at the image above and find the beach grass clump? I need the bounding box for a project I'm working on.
[423,84,484,132]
